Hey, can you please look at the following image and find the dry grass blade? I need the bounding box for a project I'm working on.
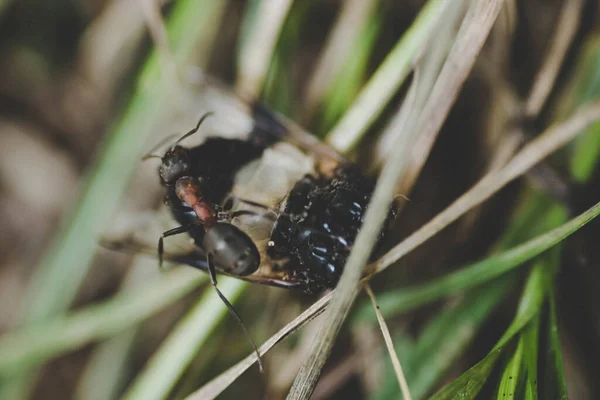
[303,0,380,119]
[325,0,445,153]
[374,97,600,274]
[185,293,332,400]
[236,0,294,99]
[525,0,584,117]
[180,97,600,397]
[364,284,411,400]
[287,3,504,399]
[387,0,466,191]
[138,0,176,82]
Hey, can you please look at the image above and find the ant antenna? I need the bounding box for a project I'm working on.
[142,133,180,161]
[206,254,264,372]
[171,112,215,151]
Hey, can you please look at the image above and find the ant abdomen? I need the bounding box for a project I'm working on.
[203,223,261,276]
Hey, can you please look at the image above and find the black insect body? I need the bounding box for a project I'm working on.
[152,111,396,294]
[107,88,397,371]
[267,167,389,293]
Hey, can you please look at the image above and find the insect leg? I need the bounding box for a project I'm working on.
[158,224,198,269]
[206,254,264,372]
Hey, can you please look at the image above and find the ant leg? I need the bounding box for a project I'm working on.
[158,224,198,269]
[206,255,264,373]
[229,209,276,221]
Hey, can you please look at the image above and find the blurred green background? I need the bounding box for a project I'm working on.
[1,1,600,399]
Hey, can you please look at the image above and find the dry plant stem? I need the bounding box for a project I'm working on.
[374,0,466,167]
[364,284,412,400]
[189,94,600,400]
[303,0,380,119]
[374,98,600,274]
[391,0,466,191]
[236,0,294,99]
[525,0,584,117]
[311,355,360,400]
[186,293,332,400]
[287,3,504,399]
[138,0,178,84]
[326,0,446,153]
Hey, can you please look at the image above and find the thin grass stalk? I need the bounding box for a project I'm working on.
[1,1,226,398]
[236,0,294,99]
[325,0,446,153]
[288,3,504,398]
[374,98,600,274]
[364,284,412,400]
[0,269,206,377]
[374,0,465,169]
[303,0,381,120]
[194,197,600,397]
[121,278,247,400]
[74,258,161,400]
[525,0,584,117]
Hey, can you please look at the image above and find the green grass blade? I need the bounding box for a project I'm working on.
[74,260,163,400]
[431,261,547,399]
[21,0,226,325]
[430,349,502,400]
[355,200,600,322]
[540,289,569,399]
[121,277,248,400]
[496,336,524,400]
[4,2,227,397]
[557,36,600,182]
[379,276,513,400]
[0,269,206,377]
[326,0,445,152]
[521,314,540,400]
[408,277,514,400]
[320,11,381,132]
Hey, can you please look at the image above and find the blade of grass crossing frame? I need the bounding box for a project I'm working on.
[0,269,207,377]
[496,335,524,400]
[431,261,546,399]
[3,1,227,398]
[354,200,600,322]
[521,315,540,400]
[559,37,600,182]
[372,275,514,400]
[121,277,247,400]
[325,0,445,152]
[540,284,568,398]
[320,12,381,132]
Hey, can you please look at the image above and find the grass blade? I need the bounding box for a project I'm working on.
[236,0,294,99]
[364,284,412,400]
[288,3,504,398]
[431,261,547,399]
[325,0,445,152]
[496,335,524,399]
[0,269,206,376]
[356,199,600,321]
[121,277,247,400]
[540,289,568,399]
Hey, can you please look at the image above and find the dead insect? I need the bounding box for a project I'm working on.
[104,80,397,371]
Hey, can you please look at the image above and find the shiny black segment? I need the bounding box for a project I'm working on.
[268,166,396,293]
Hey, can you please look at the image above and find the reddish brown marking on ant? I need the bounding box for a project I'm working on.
[175,178,217,228]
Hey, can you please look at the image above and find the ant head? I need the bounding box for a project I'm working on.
[142,112,214,184]
[159,146,191,184]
